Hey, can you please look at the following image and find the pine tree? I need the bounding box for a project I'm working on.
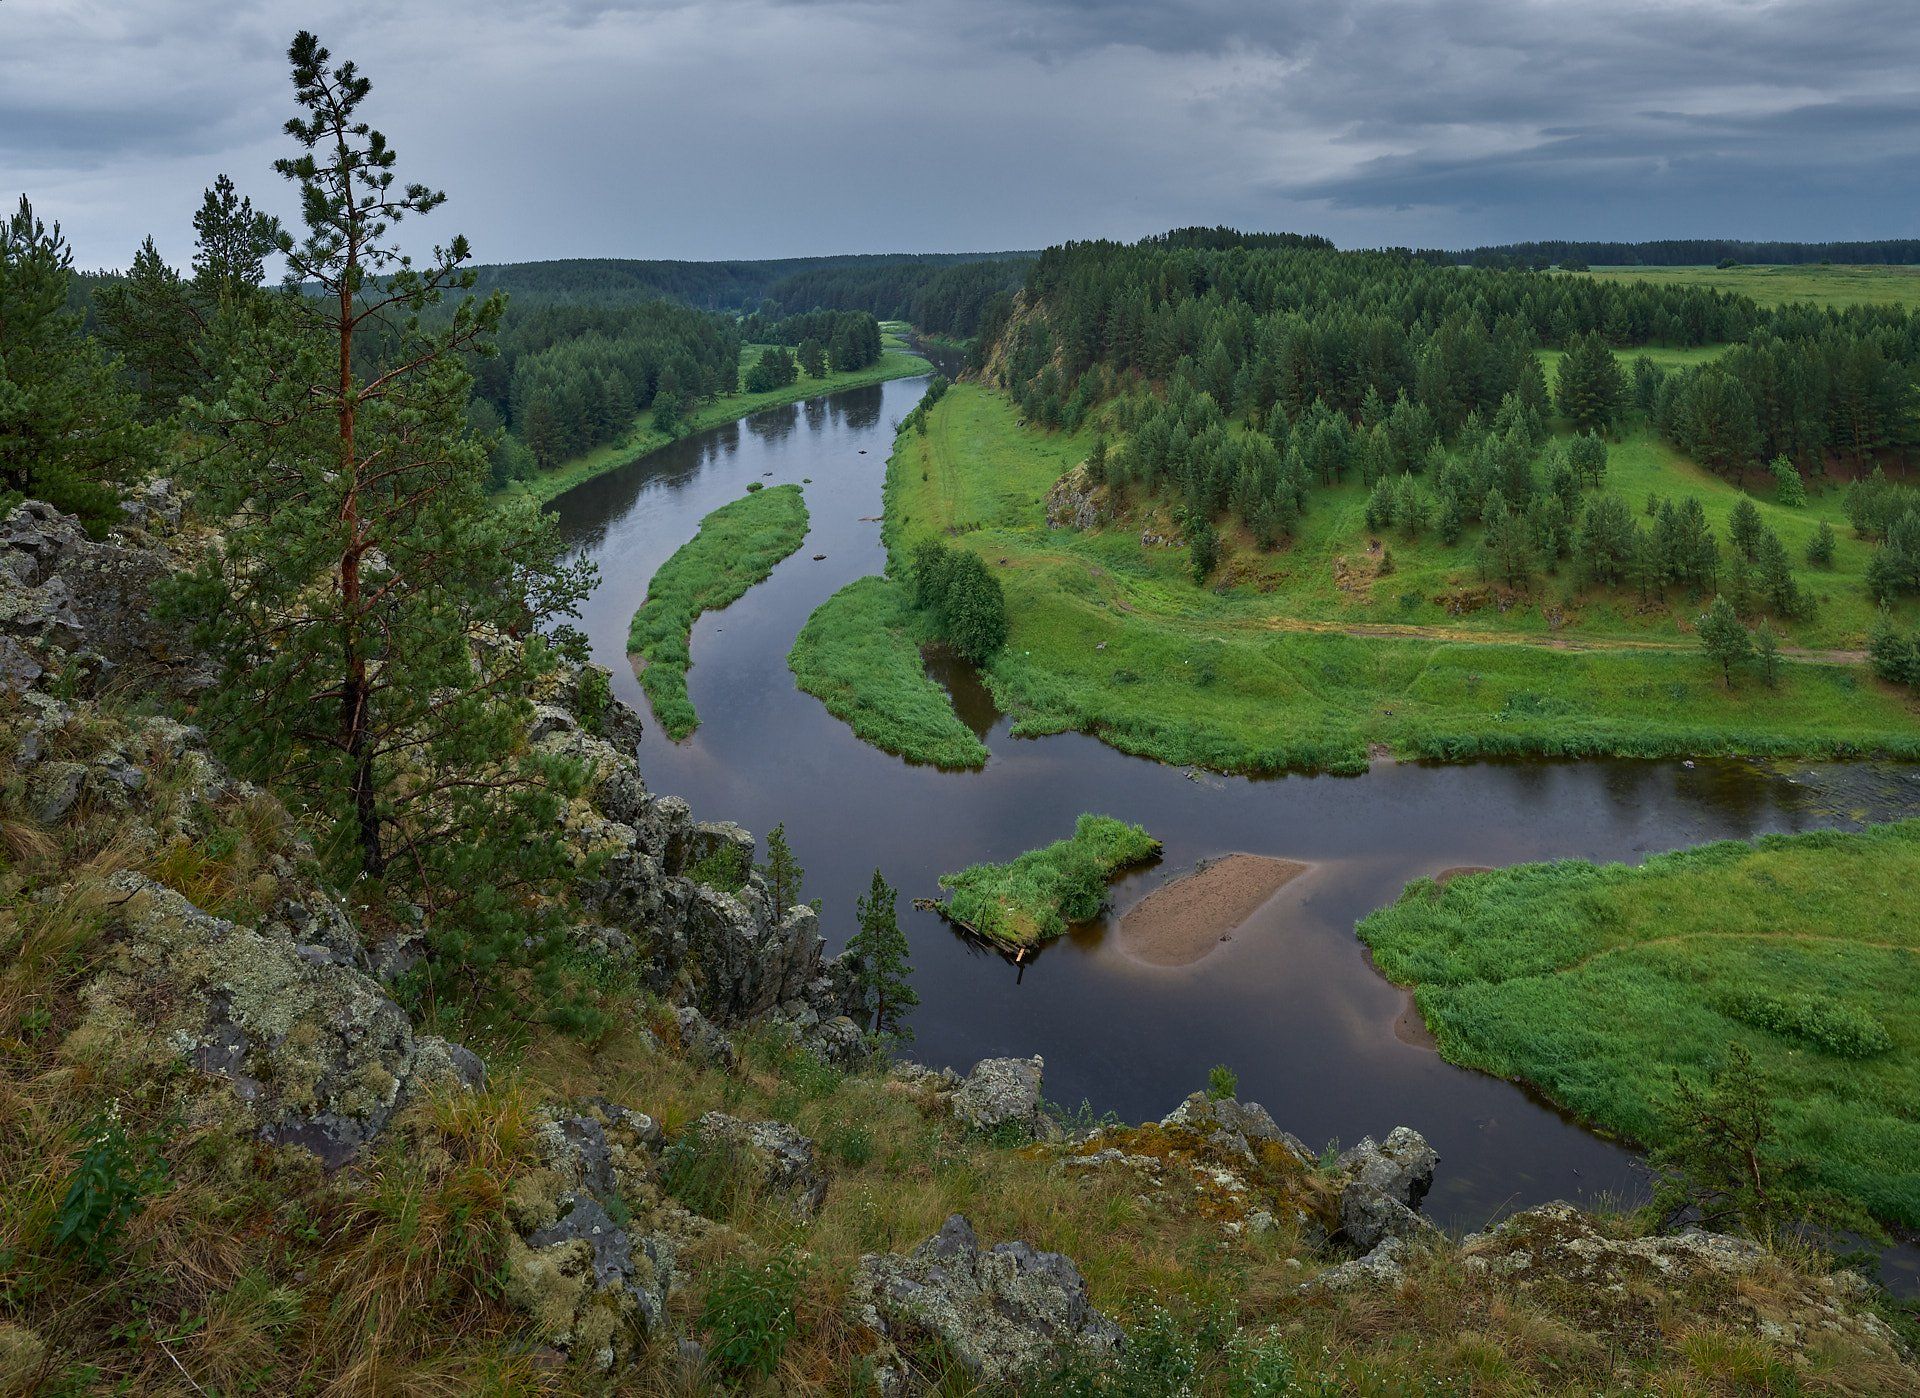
[1769,454,1807,507]
[1753,620,1782,688]
[1554,331,1625,434]
[1697,595,1750,688]
[0,197,154,530]
[168,33,596,1023]
[1728,497,1763,560]
[760,822,804,920]
[847,870,918,1042]
[1806,521,1837,569]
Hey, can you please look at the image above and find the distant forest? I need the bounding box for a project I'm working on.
[1441,239,1920,269]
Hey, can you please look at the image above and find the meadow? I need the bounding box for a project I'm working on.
[1578,263,1920,312]
[500,323,930,505]
[626,484,810,738]
[1357,820,1920,1228]
[865,383,1920,773]
[932,813,1162,950]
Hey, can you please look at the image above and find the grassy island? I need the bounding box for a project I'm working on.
[628,484,810,738]
[930,814,1161,951]
[1358,821,1920,1227]
[786,575,989,769]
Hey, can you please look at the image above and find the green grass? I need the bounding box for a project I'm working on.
[1576,263,1920,312]
[627,484,810,738]
[498,326,930,506]
[875,384,1920,773]
[934,814,1161,948]
[786,575,989,769]
[1356,821,1920,1228]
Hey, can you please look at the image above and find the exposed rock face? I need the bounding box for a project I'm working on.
[506,1099,674,1372]
[950,1055,1052,1138]
[686,1112,827,1218]
[1334,1127,1439,1253]
[854,1214,1123,1386]
[1454,1203,1907,1362]
[75,874,479,1168]
[0,497,182,686]
[1044,461,1111,531]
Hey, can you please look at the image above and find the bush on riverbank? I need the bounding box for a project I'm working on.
[1357,820,1920,1228]
[786,575,989,769]
[935,814,1161,948]
[628,484,810,738]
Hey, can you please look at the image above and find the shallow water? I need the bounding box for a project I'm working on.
[550,367,1920,1282]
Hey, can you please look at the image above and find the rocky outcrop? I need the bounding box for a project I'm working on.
[1333,1127,1439,1253]
[854,1214,1123,1387]
[72,874,481,1168]
[950,1055,1053,1139]
[685,1112,828,1219]
[1160,1091,1316,1167]
[505,1099,675,1372]
[1451,1203,1906,1363]
[1044,461,1112,531]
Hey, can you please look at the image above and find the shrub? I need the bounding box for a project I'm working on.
[1721,990,1894,1058]
[688,841,750,893]
[701,1248,805,1382]
[1206,1064,1239,1101]
[49,1103,168,1267]
[574,664,611,734]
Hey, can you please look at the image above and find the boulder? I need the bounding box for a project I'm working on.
[685,1112,827,1218]
[74,873,476,1168]
[1334,1127,1439,1252]
[673,1005,735,1069]
[853,1214,1122,1385]
[951,1055,1052,1139]
[1159,1092,1315,1165]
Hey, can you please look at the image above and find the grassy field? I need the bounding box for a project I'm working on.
[870,383,1920,773]
[627,484,809,738]
[933,814,1161,950]
[786,574,989,769]
[1357,821,1920,1228]
[499,324,929,506]
[1577,264,1920,312]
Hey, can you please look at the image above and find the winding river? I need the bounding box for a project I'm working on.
[550,360,1920,1280]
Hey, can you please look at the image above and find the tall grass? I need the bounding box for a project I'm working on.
[627,484,810,738]
[935,813,1161,947]
[1358,820,1920,1227]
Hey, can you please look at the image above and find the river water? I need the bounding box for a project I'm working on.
[550,364,1919,1277]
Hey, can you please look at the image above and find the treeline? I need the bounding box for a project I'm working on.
[737,308,885,372]
[465,250,1023,311]
[472,300,743,480]
[1441,239,1920,269]
[760,255,1030,338]
[984,229,1919,607]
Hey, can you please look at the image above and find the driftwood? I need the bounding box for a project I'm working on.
[911,897,1029,962]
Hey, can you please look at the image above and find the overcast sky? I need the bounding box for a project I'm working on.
[6,0,1917,269]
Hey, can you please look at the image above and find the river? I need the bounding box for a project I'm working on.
[550,362,1920,1280]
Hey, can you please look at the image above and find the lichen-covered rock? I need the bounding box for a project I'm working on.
[1159,1092,1314,1166]
[1044,461,1112,531]
[685,1112,827,1218]
[73,873,475,1168]
[853,1214,1122,1385]
[0,499,178,671]
[1334,1127,1439,1252]
[951,1055,1052,1139]
[674,1005,735,1068]
[1304,1233,1426,1293]
[1456,1202,1908,1363]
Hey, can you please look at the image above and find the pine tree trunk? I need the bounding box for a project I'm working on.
[336,247,382,876]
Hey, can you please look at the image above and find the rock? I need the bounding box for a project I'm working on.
[853,1215,1122,1384]
[73,874,477,1168]
[1304,1234,1424,1294]
[674,1005,735,1068]
[951,1055,1052,1139]
[1455,1202,1908,1362]
[685,1112,827,1218]
[29,760,86,823]
[506,1203,673,1373]
[1334,1127,1440,1252]
[1044,461,1111,531]
[118,478,183,534]
[1159,1092,1315,1165]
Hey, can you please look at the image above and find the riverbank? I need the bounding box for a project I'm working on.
[1358,820,1920,1229]
[499,324,930,507]
[627,484,810,738]
[865,383,1920,774]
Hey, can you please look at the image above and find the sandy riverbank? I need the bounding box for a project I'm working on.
[1116,853,1309,966]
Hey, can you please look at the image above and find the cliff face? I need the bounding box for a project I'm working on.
[2,492,1912,1392]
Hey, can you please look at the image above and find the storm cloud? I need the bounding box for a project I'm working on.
[3,0,1916,267]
